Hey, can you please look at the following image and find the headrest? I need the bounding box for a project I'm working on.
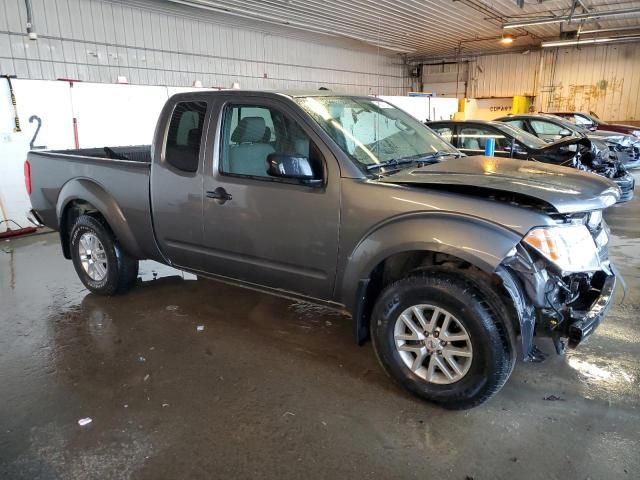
[328,102,344,119]
[187,128,201,149]
[231,117,267,143]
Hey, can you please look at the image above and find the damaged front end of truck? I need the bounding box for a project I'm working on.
[496,209,618,361]
[375,155,623,362]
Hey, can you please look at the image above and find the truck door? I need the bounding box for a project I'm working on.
[199,97,340,300]
[150,97,209,268]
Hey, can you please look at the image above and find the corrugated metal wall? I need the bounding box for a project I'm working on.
[537,43,640,122]
[0,0,407,94]
[422,62,467,97]
[468,52,541,99]
[429,43,640,122]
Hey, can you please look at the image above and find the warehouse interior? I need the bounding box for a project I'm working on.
[1,1,639,479]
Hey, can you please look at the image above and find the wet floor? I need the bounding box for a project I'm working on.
[1,187,639,480]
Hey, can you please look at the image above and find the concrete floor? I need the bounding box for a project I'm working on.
[1,189,639,480]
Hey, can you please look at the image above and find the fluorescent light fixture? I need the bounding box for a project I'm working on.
[579,25,640,35]
[541,35,640,47]
[505,17,566,29]
[368,42,416,53]
[503,7,640,29]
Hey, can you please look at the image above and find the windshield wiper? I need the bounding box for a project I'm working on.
[420,150,462,160]
[366,151,460,172]
[366,157,423,171]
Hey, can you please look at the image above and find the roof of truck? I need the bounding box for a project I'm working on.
[171,89,374,98]
[427,119,505,127]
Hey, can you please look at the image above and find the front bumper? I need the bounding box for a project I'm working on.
[614,174,635,202]
[567,273,616,347]
[497,244,617,360]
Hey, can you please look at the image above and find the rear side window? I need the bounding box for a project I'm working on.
[430,126,454,143]
[504,119,525,130]
[165,101,208,172]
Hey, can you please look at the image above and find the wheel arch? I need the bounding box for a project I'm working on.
[339,214,522,345]
[57,178,143,259]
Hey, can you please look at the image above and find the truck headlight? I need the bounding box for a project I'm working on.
[523,225,601,273]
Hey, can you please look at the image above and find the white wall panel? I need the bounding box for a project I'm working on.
[0,0,406,95]
[70,83,169,147]
[380,96,458,122]
[0,80,74,230]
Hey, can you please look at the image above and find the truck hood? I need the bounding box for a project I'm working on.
[379,156,620,214]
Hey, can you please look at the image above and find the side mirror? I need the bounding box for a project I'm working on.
[267,153,319,184]
[559,128,572,137]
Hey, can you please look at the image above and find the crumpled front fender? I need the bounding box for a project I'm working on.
[340,213,522,314]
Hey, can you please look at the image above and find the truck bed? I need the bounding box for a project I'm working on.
[45,145,152,163]
[27,145,161,261]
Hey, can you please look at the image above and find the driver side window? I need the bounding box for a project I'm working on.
[220,104,322,180]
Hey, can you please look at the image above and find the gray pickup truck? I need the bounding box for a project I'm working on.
[27,91,619,409]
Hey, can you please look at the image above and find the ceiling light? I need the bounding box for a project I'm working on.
[541,35,640,47]
[500,34,514,45]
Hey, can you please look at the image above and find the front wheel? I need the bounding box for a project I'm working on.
[70,215,139,296]
[370,272,514,410]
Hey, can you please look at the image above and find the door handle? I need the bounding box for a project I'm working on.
[206,187,232,204]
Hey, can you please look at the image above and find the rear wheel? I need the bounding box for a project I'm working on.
[370,272,514,409]
[70,215,138,295]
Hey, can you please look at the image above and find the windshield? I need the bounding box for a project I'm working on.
[497,122,548,149]
[295,96,459,172]
[551,116,590,134]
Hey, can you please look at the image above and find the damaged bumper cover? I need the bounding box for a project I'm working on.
[566,273,615,347]
[496,245,616,361]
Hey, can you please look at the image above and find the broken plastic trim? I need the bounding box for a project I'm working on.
[567,273,616,348]
[495,265,537,361]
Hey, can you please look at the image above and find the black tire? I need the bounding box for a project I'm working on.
[370,272,515,410]
[69,214,139,296]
